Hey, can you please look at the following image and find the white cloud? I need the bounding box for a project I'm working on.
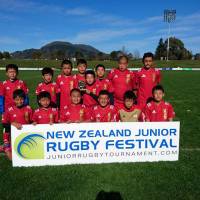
[0,36,21,45]
[71,28,145,43]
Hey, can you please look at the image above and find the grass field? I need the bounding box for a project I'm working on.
[0,59,200,68]
[0,70,200,200]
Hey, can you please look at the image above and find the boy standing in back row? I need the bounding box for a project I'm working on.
[108,55,136,109]
[136,52,161,109]
[56,60,75,111]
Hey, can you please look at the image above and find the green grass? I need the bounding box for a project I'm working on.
[0,59,200,68]
[0,70,200,200]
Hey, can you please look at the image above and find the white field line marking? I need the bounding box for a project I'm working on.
[181,148,200,151]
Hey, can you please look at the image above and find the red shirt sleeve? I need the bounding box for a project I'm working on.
[59,106,68,122]
[55,83,60,93]
[143,104,151,122]
[135,71,140,90]
[35,84,41,95]
[0,82,3,96]
[132,71,137,89]
[156,69,161,84]
[32,110,38,123]
[27,107,33,123]
[107,69,115,80]
[22,81,29,94]
[2,111,9,123]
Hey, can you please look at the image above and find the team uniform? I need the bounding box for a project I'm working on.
[2,79,29,111]
[82,82,100,108]
[90,105,117,122]
[56,75,76,110]
[136,67,161,108]
[117,104,141,122]
[143,101,175,122]
[60,104,89,122]
[2,105,33,125]
[32,107,58,124]
[96,78,114,93]
[1,105,33,151]
[108,68,136,108]
[73,74,86,88]
[0,82,4,114]
[35,82,60,105]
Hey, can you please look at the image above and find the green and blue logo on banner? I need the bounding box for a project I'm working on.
[14,133,45,159]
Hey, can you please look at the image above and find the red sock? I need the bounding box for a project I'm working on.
[3,132,10,144]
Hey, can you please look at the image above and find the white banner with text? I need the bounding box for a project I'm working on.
[11,122,180,167]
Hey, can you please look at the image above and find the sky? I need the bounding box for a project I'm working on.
[0,0,200,55]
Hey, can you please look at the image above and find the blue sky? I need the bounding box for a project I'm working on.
[0,0,200,55]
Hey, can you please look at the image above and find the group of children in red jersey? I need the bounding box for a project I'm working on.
[0,52,175,160]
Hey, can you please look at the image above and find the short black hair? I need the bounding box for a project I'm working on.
[118,55,129,63]
[142,52,154,62]
[61,59,72,68]
[95,64,105,71]
[6,64,18,73]
[85,70,95,78]
[38,91,51,101]
[13,89,26,100]
[99,90,109,97]
[42,67,54,76]
[77,59,87,66]
[70,88,81,96]
[124,90,137,101]
[152,85,165,94]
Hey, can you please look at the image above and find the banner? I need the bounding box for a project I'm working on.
[11,122,180,167]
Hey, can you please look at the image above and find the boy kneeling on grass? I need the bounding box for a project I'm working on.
[60,88,90,123]
[90,90,117,122]
[1,89,33,160]
[143,85,175,122]
[117,90,142,122]
[32,91,58,125]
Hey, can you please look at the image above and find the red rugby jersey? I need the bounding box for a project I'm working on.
[56,74,75,110]
[82,82,100,108]
[32,107,58,124]
[143,100,175,122]
[136,67,161,108]
[60,104,89,122]
[35,82,60,104]
[2,105,32,124]
[108,68,136,106]
[2,79,29,111]
[90,104,117,122]
[96,78,114,93]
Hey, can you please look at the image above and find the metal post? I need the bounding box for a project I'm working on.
[164,9,176,61]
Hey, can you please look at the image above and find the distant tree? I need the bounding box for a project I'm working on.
[194,53,200,60]
[0,52,3,59]
[155,37,192,60]
[110,51,118,60]
[155,38,166,59]
[96,52,105,60]
[3,51,10,59]
[32,51,42,59]
[127,53,133,60]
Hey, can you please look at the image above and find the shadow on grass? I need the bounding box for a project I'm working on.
[96,190,123,200]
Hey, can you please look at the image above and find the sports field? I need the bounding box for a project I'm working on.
[0,67,200,199]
